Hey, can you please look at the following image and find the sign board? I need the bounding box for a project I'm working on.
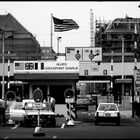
[33,102,43,110]
[135,69,140,91]
[136,69,140,84]
[14,61,79,73]
[5,91,16,101]
[82,48,102,61]
[65,47,102,62]
[64,88,74,98]
[65,98,75,103]
[66,47,83,61]
[33,88,43,102]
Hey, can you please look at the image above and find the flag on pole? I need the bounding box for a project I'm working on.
[53,16,79,32]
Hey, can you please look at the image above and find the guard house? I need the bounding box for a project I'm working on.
[13,60,79,104]
[0,13,79,104]
[0,13,79,117]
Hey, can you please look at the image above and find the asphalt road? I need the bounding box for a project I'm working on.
[0,112,140,139]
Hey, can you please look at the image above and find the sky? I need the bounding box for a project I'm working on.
[0,1,140,54]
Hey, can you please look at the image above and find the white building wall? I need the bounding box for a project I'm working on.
[79,62,139,76]
[0,62,139,76]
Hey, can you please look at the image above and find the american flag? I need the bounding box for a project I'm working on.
[15,62,24,70]
[53,16,79,32]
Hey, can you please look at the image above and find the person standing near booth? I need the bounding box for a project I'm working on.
[0,98,7,126]
[47,95,55,112]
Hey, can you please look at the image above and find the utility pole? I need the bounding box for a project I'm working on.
[2,33,5,99]
[0,30,13,99]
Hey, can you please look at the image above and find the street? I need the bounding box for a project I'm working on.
[0,111,140,139]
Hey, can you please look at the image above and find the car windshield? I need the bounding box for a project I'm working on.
[98,104,117,111]
[25,102,51,111]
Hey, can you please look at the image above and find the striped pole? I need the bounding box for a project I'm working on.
[7,51,10,90]
[110,50,113,94]
[66,103,76,122]
[108,50,113,103]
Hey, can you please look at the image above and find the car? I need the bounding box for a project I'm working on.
[8,101,25,125]
[76,97,92,110]
[94,103,120,125]
[24,101,56,127]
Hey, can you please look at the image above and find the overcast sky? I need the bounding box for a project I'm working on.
[0,1,140,53]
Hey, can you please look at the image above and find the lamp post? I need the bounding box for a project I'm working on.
[2,33,5,99]
[1,30,13,99]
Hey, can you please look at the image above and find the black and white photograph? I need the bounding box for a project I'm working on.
[0,1,140,139]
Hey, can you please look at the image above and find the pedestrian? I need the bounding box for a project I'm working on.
[47,95,55,112]
[0,98,7,126]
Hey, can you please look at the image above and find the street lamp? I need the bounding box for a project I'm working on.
[0,30,13,99]
[2,32,5,99]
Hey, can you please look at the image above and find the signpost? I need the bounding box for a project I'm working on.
[32,88,45,137]
[64,88,75,126]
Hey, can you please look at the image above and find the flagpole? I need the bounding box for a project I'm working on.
[50,13,53,49]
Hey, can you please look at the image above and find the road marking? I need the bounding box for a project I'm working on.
[52,136,57,139]
[11,124,19,129]
[3,136,9,139]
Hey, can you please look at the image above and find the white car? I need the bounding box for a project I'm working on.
[8,102,25,125]
[95,103,120,125]
[24,101,56,127]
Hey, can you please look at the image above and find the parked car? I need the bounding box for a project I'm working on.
[95,103,120,125]
[76,97,92,110]
[24,101,56,127]
[8,101,25,125]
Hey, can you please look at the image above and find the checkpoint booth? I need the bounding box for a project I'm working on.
[13,60,79,118]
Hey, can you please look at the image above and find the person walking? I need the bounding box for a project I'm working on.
[0,98,7,126]
[47,95,55,112]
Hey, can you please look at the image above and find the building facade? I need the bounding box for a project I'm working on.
[0,14,140,111]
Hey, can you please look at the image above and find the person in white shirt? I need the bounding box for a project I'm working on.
[0,98,7,126]
[47,95,55,112]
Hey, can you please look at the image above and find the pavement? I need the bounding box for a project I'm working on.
[120,110,132,118]
[119,109,140,123]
